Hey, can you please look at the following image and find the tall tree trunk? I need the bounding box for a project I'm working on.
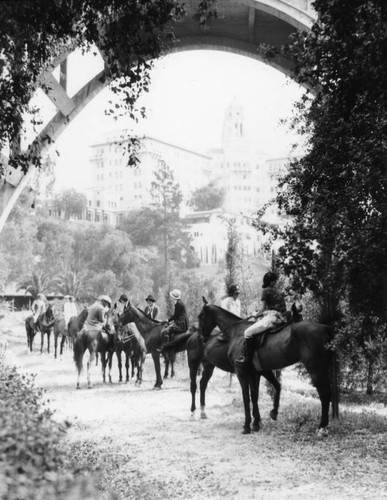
[366,360,374,395]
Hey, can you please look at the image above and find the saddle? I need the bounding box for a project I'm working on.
[116,325,135,344]
[253,321,288,349]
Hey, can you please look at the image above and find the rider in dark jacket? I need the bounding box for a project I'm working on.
[162,289,189,341]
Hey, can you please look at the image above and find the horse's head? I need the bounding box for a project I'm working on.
[104,308,116,335]
[198,297,217,340]
[45,304,55,322]
[118,300,136,327]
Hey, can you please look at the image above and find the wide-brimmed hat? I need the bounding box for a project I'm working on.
[145,294,156,302]
[170,289,181,300]
[119,294,128,303]
[98,295,112,306]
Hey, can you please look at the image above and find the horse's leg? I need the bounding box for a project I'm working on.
[54,333,58,359]
[310,368,331,435]
[163,355,169,379]
[101,351,107,383]
[108,350,113,383]
[170,352,176,378]
[131,355,135,379]
[40,331,44,354]
[137,357,142,385]
[87,341,97,388]
[151,352,163,389]
[117,350,123,382]
[60,335,66,359]
[262,370,281,421]
[199,361,215,419]
[235,367,253,434]
[189,360,200,417]
[125,352,130,383]
[250,372,261,432]
[47,331,51,354]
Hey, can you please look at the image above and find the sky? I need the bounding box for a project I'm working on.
[39,49,305,192]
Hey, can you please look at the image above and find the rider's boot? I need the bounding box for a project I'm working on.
[235,337,256,367]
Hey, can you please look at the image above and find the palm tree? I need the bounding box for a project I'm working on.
[17,270,55,299]
[51,269,89,300]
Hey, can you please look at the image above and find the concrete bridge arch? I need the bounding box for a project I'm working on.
[0,0,316,231]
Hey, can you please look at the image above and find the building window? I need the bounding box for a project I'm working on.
[96,200,100,207]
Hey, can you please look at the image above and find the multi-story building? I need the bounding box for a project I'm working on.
[82,101,297,235]
[210,100,274,217]
[86,133,212,226]
[183,209,268,266]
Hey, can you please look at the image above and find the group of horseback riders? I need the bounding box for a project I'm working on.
[30,270,301,369]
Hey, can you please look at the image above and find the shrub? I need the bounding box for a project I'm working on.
[0,356,115,500]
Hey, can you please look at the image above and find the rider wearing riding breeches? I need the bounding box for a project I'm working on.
[84,295,111,336]
[236,272,287,367]
[31,294,47,331]
[64,296,77,328]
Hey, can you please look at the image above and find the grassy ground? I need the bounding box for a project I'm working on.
[1,311,387,500]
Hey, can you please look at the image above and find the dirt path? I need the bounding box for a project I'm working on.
[2,312,387,500]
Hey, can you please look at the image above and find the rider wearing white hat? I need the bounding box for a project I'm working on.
[161,289,189,344]
[31,293,47,333]
[64,295,78,329]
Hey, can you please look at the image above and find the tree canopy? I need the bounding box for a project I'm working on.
[53,189,87,220]
[262,0,387,392]
[0,0,215,176]
[188,181,226,212]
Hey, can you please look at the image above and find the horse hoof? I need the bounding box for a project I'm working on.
[76,385,80,390]
[317,427,329,438]
[242,427,251,435]
[270,409,278,421]
[252,423,260,432]
[200,413,208,420]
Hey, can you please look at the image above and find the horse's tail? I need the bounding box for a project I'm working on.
[73,330,87,374]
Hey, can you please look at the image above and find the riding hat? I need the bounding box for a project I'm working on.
[228,284,240,296]
[98,295,112,306]
[145,294,156,302]
[119,294,128,303]
[170,289,181,300]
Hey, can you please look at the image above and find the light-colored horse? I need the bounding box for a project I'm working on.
[73,310,115,389]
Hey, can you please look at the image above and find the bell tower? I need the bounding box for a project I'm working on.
[222,99,245,149]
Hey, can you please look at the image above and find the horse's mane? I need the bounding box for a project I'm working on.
[209,303,244,322]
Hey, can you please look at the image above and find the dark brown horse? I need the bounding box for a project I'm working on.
[25,305,55,354]
[54,307,88,359]
[197,299,333,436]
[118,302,192,389]
[163,351,176,378]
[73,310,115,389]
[111,323,146,385]
[68,307,88,341]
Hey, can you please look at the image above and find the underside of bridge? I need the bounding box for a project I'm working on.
[0,0,315,232]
